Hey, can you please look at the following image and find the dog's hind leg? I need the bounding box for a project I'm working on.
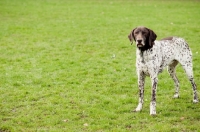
[181,63,199,103]
[167,60,180,98]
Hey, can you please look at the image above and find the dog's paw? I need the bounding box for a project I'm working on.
[134,103,143,112]
[173,93,179,98]
[132,109,141,112]
[150,109,156,116]
[193,99,199,103]
[150,113,157,116]
[150,101,156,116]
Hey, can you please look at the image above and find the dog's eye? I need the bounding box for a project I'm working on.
[142,31,147,35]
[134,31,139,34]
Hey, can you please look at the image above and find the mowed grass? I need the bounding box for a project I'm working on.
[0,0,200,131]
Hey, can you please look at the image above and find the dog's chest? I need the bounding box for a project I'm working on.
[136,48,160,64]
[136,47,162,75]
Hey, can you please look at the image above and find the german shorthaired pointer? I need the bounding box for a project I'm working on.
[128,26,198,115]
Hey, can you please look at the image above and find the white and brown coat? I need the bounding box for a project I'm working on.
[128,26,198,115]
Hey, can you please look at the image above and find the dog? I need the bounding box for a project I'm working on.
[128,26,198,115]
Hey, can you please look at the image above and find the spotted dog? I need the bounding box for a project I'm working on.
[128,26,198,115]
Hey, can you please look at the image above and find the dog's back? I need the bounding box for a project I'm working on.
[157,37,192,65]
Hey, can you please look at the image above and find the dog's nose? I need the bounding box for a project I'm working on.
[137,40,142,43]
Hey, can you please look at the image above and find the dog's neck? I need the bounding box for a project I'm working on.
[137,45,153,63]
[139,50,145,63]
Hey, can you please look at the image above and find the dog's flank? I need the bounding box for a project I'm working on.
[128,26,198,116]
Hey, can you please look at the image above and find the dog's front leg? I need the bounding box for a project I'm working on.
[150,77,158,115]
[135,72,145,112]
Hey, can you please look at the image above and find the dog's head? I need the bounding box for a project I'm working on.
[128,26,157,49]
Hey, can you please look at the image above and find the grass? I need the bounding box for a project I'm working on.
[0,0,200,131]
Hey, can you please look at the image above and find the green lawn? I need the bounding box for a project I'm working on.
[0,0,200,131]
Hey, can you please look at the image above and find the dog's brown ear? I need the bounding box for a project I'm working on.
[148,28,157,47]
[128,28,136,45]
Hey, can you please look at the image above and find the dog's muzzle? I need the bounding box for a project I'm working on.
[136,39,145,47]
